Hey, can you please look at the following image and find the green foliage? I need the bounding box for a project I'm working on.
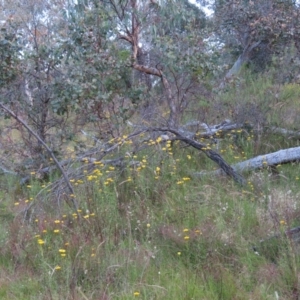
[0,28,20,88]
[215,0,300,73]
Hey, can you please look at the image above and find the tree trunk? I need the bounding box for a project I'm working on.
[220,40,262,88]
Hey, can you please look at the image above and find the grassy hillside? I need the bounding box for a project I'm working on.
[1,131,300,299]
[1,78,300,299]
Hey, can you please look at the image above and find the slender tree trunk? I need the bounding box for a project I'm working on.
[118,0,179,127]
[220,40,262,88]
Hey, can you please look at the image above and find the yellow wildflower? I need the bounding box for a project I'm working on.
[182,177,190,181]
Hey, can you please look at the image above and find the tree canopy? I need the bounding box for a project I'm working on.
[1,0,300,169]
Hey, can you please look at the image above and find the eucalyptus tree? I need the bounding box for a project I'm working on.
[0,0,253,191]
[58,0,212,129]
[0,0,213,169]
[0,0,74,162]
[111,0,209,126]
[0,25,20,88]
[214,0,300,80]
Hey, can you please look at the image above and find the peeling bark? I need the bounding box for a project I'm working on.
[117,1,178,126]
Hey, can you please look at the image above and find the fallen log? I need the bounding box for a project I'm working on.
[17,121,300,188]
[233,146,300,172]
[183,121,300,140]
[269,127,300,139]
[16,124,300,187]
[195,146,300,177]
[182,119,246,139]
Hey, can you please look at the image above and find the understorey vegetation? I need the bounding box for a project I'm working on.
[1,0,300,299]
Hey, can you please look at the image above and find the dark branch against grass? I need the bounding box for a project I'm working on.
[149,127,246,185]
[0,103,79,212]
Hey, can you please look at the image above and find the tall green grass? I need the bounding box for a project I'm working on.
[1,75,300,299]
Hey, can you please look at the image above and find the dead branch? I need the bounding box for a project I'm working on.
[195,146,300,178]
[17,122,247,187]
[149,127,246,185]
[0,164,17,175]
[269,127,300,139]
[132,63,162,76]
[0,103,79,212]
[18,119,300,189]
[181,120,248,140]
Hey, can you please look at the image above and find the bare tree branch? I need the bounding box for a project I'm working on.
[0,103,79,212]
[149,127,246,185]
